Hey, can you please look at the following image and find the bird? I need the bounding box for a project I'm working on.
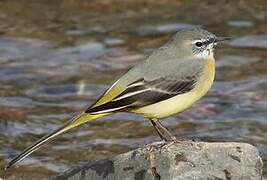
[5,28,230,170]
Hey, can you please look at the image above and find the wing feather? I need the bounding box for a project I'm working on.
[86,76,198,114]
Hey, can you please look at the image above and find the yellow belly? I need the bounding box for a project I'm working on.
[133,57,215,119]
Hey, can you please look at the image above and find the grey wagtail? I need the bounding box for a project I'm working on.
[5,28,230,169]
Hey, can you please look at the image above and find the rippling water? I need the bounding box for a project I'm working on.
[0,1,266,179]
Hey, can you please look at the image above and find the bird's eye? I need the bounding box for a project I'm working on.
[195,41,203,47]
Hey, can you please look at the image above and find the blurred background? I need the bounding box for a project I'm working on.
[0,0,266,179]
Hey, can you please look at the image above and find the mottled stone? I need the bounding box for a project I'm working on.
[56,142,263,180]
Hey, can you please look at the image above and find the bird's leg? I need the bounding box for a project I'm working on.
[155,119,177,142]
[149,118,177,142]
[149,119,166,141]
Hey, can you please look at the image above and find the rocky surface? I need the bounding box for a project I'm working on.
[55,142,263,180]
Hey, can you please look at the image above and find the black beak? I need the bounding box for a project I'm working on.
[215,37,232,43]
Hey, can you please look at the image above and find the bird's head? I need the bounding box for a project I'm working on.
[170,28,230,59]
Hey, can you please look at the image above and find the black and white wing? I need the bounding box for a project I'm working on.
[86,76,198,114]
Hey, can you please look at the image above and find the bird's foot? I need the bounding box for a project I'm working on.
[158,137,194,153]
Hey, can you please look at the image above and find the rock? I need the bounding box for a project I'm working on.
[229,35,267,49]
[216,55,259,68]
[55,142,263,180]
[227,20,254,28]
[65,26,109,36]
[136,23,197,36]
[104,38,125,46]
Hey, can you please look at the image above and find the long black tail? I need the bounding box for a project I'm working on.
[5,113,104,170]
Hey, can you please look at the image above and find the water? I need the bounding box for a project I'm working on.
[0,1,266,179]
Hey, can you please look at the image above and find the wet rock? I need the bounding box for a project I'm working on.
[0,97,34,108]
[216,55,259,67]
[0,37,108,67]
[136,23,196,36]
[104,38,125,46]
[59,42,106,60]
[26,83,106,99]
[0,37,52,61]
[230,35,267,49]
[65,26,109,36]
[56,142,263,180]
[227,20,254,28]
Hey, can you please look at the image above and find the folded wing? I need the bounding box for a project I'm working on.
[86,75,198,114]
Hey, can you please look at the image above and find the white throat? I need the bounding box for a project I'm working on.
[195,43,214,59]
